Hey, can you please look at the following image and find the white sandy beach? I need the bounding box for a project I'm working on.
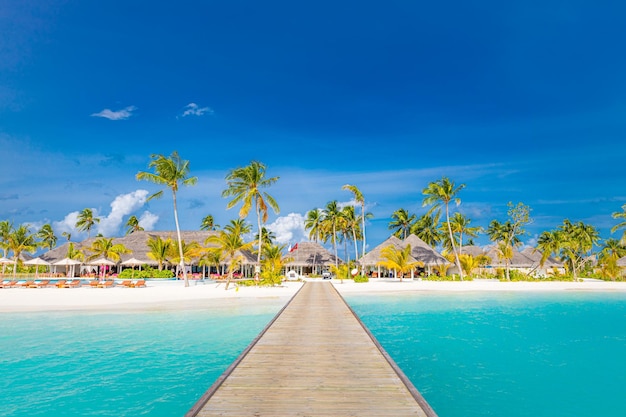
[1,279,625,312]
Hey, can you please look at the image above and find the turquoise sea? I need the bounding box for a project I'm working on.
[1,291,625,416]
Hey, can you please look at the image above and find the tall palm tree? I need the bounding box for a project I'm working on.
[0,220,13,259]
[206,229,254,290]
[7,225,39,277]
[222,161,279,279]
[388,208,416,239]
[449,212,480,254]
[486,220,521,281]
[146,235,173,271]
[36,223,57,250]
[305,208,323,242]
[376,244,424,282]
[136,151,198,287]
[76,208,100,238]
[125,215,144,235]
[321,200,341,271]
[422,177,466,279]
[342,184,367,259]
[224,219,252,237]
[611,204,626,245]
[200,214,219,231]
[341,205,361,263]
[410,212,443,247]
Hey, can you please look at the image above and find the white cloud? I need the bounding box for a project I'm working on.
[138,211,159,230]
[181,102,214,117]
[91,105,137,120]
[266,213,307,245]
[53,211,80,237]
[97,190,150,236]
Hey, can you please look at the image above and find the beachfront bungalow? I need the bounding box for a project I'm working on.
[358,234,447,278]
[459,245,564,278]
[284,241,343,277]
[39,231,260,278]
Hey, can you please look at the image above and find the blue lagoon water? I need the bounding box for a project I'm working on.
[345,291,626,417]
[2,291,625,416]
[0,299,285,417]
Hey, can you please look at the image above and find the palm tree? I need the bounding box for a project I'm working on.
[87,237,130,261]
[376,244,424,282]
[136,151,198,287]
[611,204,626,245]
[125,215,144,235]
[598,238,626,281]
[206,229,254,290]
[66,242,85,261]
[87,237,131,278]
[422,177,466,279]
[535,230,564,267]
[388,208,416,239]
[76,208,100,238]
[199,248,223,278]
[305,208,324,242]
[487,220,521,281]
[342,184,367,259]
[36,223,57,250]
[222,161,279,279]
[7,225,39,277]
[410,212,443,247]
[321,200,341,272]
[0,220,13,259]
[255,227,276,247]
[169,240,202,276]
[341,205,361,263]
[200,214,219,231]
[260,243,292,286]
[449,212,480,254]
[146,235,173,271]
[459,253,490,277]
[224,219,252,237]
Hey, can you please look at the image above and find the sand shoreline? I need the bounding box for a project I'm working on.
[1,279,625,312]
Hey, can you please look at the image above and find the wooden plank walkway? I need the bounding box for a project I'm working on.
[186,281,438,417]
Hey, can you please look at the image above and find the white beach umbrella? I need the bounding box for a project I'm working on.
[24,257,51,277]
[88,257,117,279]
[121,257,150,277]
[0,257,11,264]
[53,258,82,277]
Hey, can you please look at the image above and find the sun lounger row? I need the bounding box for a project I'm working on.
[0,279,146,288]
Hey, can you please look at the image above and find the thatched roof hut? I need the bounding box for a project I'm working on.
[285,242,342,276]
[403,234,448,266]
[358,235,404,267]
[616,256,626,267]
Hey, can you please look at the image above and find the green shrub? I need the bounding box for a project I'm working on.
[353,275,369,283]
[118,267,174,279]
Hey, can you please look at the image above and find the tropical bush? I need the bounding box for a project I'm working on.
[353,275,369,283]
[118,267,174,279]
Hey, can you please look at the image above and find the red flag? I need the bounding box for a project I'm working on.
[289,243,298,252]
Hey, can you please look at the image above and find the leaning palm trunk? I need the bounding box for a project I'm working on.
[172,191,189,287]
[446,205,464,280]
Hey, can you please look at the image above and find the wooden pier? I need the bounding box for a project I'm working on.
[186,281,437,417]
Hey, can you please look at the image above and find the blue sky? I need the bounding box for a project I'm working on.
[1,0,625,254]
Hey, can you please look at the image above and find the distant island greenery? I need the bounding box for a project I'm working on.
[1,152,626,283]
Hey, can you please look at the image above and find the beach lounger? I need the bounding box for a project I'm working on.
[55,279,67,288]
[119,280,133,287]
[29,280,50,288]
[64,279,81,288]
[89,280,99,288]
[97,280,114,288]
[0,280,16,288]
[15,280,33,288]
[130,280,146,288]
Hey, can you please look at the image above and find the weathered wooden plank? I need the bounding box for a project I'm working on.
[186,281,437,417]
